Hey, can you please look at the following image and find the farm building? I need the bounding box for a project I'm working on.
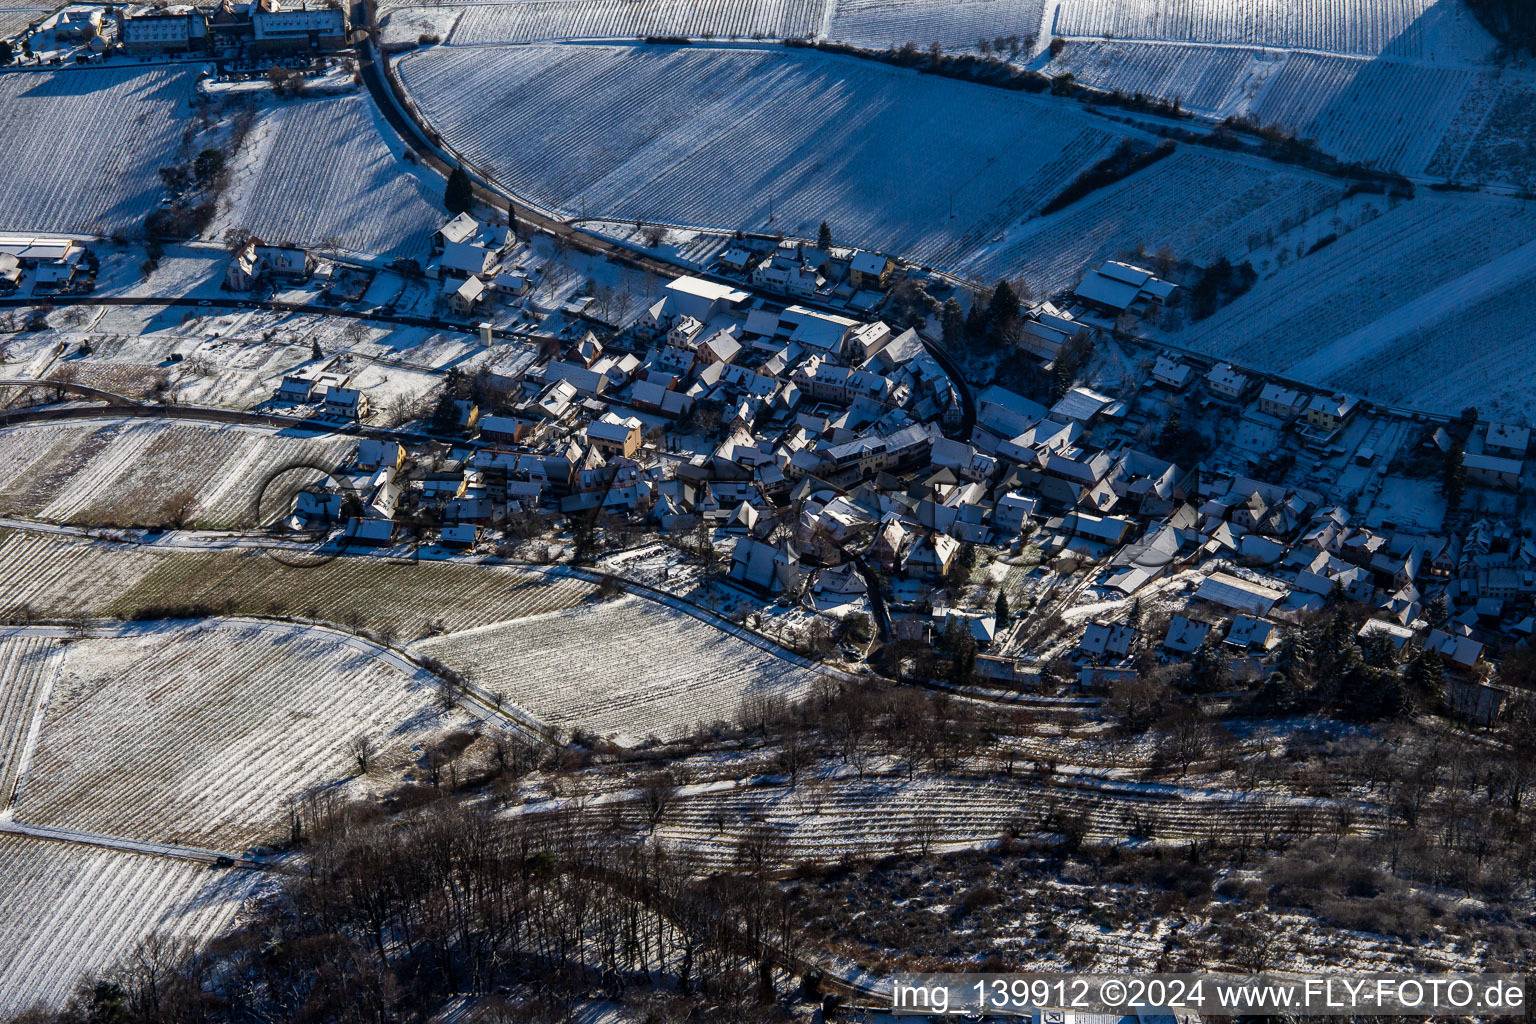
[1073,260,1176,313]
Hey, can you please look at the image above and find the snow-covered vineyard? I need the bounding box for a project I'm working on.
[1049,0,1490,58]
[0,528,598,638]
[959,147,1340,292]
[0,834,267,1018]
[214,92,446,262]
[1170,195,1536,417]
[0,66,198,237]
[446,0,827,44]
[394,42,1125,265]
[824,0,1045,49]
[1044,41,1536,189]
[0,419,356,528]
[651,769,1373,869]
[0,634,62,809]
[10,621,465,849]
[413,596,825,744]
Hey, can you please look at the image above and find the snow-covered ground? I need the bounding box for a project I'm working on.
[446,0,827,44]
[0,833,268,1017]
[9,619,470,849]
[214,90,446,262]
[0,419,356,528]
[395,41,1123,266]
[827,0,1045,50]
[0,633,61,811]
[0,65,199,236]
[1044,40,1536,188]
[1048,0,1496,60]
[412,594,824,745]
[1164,192,1536,417]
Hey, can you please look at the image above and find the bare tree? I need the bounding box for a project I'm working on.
[349,732,375,775]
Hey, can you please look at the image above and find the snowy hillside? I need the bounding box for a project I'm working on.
[0,66,198,236]
[214,92,445,262]
[1168,194,1536,417]
[1049,0,1495,59]
[1044,41,1536,188]
[396,42,1124,266]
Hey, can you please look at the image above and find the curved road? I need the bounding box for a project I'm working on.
[358,36,979,438]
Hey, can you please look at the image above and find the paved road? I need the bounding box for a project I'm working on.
[0,292,490,336]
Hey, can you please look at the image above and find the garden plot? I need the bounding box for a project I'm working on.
[959,147,1340,294]
[827,0,1045,49]
[413,595,822,744]
[1049,0,1494,60]
[0,66,197,236]
[214,92,444,262]
[450,0,826,44]
[11,620,466,849]
[0,834,266,1016]
[396,42,1120,267]
[0,634,63,809]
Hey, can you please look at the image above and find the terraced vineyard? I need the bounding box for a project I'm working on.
[0,528,597,638]
[451,0,827,43]
[11,620,461,848]
[826,0,1045,49]
[0,834,265,1017]
[0,634,62,809]
[651,769,1378,869]
[214,92,444,261]
[413,596,823,743]
[0,66,198,236]
[396,42,1120,267]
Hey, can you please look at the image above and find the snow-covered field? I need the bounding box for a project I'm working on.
[10,620,465,849]
[396,42,1122,266]
[215,92,445,262]
[827,0,1045,49]
[0,419,355,528]
[0,634,62,809]
[1044,41,1536,188]
[412,595,823,744]
[448,0,826,43]
[1049,0,1494,59]
[0,834,265,1017]
[959,146,1340,292]
[0,66,197,236]
[1167,194,1536,417]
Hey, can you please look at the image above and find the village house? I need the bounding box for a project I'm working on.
[586,413,644,458]
[847,250,895,290]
